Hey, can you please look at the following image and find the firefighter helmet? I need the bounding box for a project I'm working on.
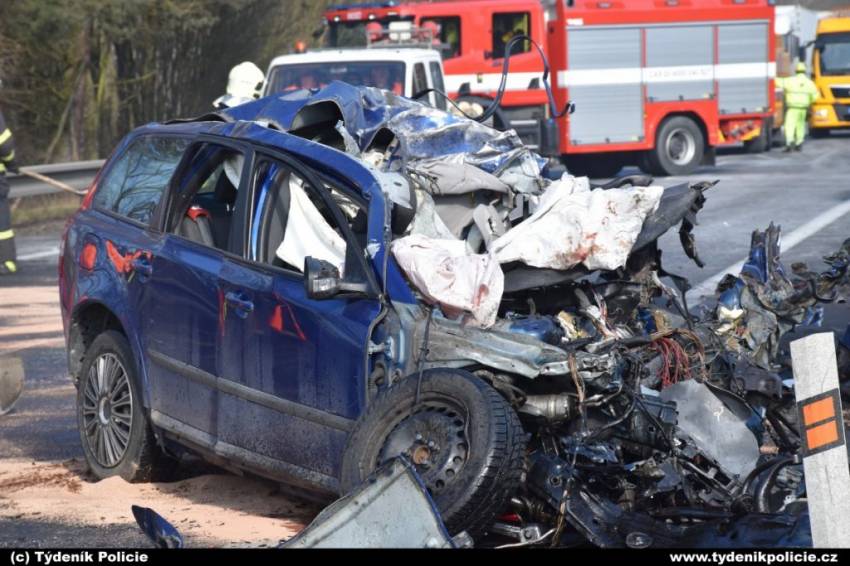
[226,62,265,100]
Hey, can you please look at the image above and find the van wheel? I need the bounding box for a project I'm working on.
[340,369,526,537]
[76,331,173,482]
[649,116,705,176]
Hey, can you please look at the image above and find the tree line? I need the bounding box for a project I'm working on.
[0,0,335,164]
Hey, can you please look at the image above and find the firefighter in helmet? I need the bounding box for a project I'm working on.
[0,96,18,275]
[776,62,820,152]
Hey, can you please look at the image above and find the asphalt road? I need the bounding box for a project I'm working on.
[1,134,848,547]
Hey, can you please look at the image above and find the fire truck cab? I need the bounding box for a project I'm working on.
[324,0,776,177]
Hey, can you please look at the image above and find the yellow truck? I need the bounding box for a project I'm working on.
[810,16,850,134]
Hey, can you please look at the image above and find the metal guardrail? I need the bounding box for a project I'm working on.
[8,160,104,199]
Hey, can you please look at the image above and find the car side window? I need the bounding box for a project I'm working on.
[412,62,429,97]
[429,61,448,111]
[250,158,367,278]
[166,142,246,253]
[492,12,531,58]
[93,136,189,225]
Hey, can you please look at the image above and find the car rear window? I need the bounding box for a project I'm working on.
[94,136,188,225]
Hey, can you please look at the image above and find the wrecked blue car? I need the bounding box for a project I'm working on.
[60,83,844,547]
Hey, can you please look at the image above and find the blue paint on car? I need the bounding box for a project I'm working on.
[60,96,418,495]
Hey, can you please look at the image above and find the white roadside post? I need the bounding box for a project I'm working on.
[790,332,850,548]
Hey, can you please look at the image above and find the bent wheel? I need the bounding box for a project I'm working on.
[341,369,526,537]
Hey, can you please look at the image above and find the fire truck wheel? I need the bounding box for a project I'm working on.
[650,116,705,176]
[744,118,772,154]
[637,151,656,175]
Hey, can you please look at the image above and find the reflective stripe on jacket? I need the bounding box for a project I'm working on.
[0,110,15,174]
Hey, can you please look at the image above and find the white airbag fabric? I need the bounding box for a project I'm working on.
[391,235,503,328]
[276,176,347,275]
[492,176,664,271]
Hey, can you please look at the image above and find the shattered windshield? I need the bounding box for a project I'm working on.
[267,61,405,94]
[818,32,850,76]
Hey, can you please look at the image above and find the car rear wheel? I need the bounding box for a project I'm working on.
[77,331,173,482]
[649,116,705,176]
[340,369,526,537]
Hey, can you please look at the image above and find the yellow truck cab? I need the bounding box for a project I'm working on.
[810,16,850,133]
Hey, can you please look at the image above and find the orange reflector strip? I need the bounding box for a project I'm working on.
[80,243,97,271]
[806,420,840,451]
[803,396,835,426]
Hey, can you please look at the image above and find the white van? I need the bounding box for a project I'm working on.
[263,48,448,110]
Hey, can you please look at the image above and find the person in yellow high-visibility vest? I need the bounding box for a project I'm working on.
[776,62,820,152]
[0,105,19,275]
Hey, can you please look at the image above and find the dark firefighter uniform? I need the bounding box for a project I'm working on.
[0,108,18,275]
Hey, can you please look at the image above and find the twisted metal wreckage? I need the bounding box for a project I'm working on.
[144,82,850,548]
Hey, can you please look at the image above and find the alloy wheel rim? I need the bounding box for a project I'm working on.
[81,353,133,467]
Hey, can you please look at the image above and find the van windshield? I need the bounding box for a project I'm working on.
[818,32,850,76]
[267,61,405,94]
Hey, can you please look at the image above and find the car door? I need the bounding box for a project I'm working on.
[215,152,381,494]
[82,133,190,403]
[138,139,252,440]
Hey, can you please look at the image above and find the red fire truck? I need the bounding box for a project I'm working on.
[323,0,776,176]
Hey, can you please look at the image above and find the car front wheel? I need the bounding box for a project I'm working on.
[76,331,172,482]
[340,369,526,538]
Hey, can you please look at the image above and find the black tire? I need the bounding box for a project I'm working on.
[649,116,705,176]
[340,369,526,537]
[563,154,624,178]
[771,125,785,148]
[744,119,771,154]
[810,127,830,138]
[76,331,173,482]
[637,151,658,175]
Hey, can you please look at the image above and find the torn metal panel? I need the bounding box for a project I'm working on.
[660,379,760,478]
[415,313,571,378]
[284,458,465,548]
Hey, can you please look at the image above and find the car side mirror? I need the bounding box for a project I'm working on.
[304,257,370,300]
[305,257,342,299]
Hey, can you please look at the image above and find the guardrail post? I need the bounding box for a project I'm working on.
[791,332,850,548]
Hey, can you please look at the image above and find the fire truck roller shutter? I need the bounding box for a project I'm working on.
[646,26,714,103]
[717,23,770,114]
[564,27,643,146]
